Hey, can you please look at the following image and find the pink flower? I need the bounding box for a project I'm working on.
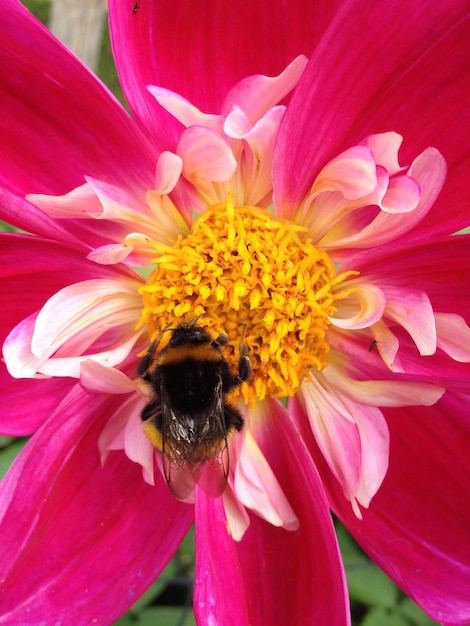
[1,0,469,624]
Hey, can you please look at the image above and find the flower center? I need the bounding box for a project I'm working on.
[138,197,349,406]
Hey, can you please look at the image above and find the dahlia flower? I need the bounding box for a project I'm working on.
[1,0,469,624]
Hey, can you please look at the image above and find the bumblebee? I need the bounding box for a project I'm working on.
[138,317,252,502]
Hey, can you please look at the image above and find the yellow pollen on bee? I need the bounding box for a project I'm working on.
[138,196,354,406]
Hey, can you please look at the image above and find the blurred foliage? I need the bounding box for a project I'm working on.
[3,2,446,625]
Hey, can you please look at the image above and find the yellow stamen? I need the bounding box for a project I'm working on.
[138,196,354,406]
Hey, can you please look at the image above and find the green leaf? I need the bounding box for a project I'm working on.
[0,436,15,449]
[346,563,399,609]
[115,606,195,626]
[0,440,27,479]
[336,521,368,563]
[399,598,440,625]
[360,607,410,626]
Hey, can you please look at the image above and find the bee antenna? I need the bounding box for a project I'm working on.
[189,312,205,327]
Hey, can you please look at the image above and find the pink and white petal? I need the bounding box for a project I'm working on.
[369,320,402,372]
[84,177,149,220]
[294,391,470,625]
[222,478,251,542]
[380,174,420,214]
[311,146,377,201]
[124,406,156,486]
[177,126,237,183]
[86,242,135,265]
[382,286,437,356]
[233,106,286,206]
[3,313,43,378]
[0,190,84,246]
[327,148,446,250]
[435,312,470,362]
[148,86,224,134]
[360,132,405,176]
[27,182,102,219]
[221,55,308,124]
[224,106,252,139]
[194,397,350,626]
[299,377,390,514]
[0,0,155,199]
[233,421,298,532]
[154,150,184,193]
[0,384,194,623]
[330,321,470,396]
[80,360,137,395]
[29,278,143,374]
[110,0,339,129]
[37,332,141,379]
[321,365,444,408]
[331,282,386,330]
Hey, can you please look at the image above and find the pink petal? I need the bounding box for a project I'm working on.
[342,236,470,325]
[369,320,401,372]
[274,0,469,239]
[0,383,194,623]
[194,398,350,625]
[0,0,155,198]
[0,376,75,436]
[1,188,139,253]
[294,391,470,625]
[109,0,339,130]
[330,317,470,396]
[0,234,136,432]
[177,126,237,183]
[0,234,137,340]
[222,479,251,541]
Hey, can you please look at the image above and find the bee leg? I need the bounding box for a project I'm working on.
[236,340,252,383]
[138,320,173,379]
[212,333,228,348]
[223,401,244,432]
[140,401,162,428]
[137,336,162,379]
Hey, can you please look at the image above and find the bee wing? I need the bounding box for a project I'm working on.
[193,444,230,499]
[160,376,230,502]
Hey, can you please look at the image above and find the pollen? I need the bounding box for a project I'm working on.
[138,197,351,406]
